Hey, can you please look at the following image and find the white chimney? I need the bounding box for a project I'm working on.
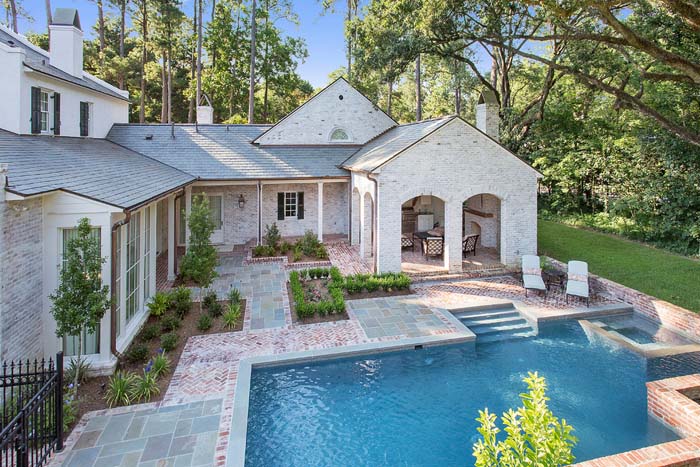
[197,106,213,124]
[475,90,500,141]
[49,8,83,78]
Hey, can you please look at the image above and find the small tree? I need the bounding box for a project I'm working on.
[473,372,577,467]
[50,218,110,393]
[180,194,218,290]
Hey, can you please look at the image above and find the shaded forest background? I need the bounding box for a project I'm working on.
[4,0,700,256]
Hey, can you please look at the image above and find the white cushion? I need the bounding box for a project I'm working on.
[567,280,589,298]
[523,274,546,291]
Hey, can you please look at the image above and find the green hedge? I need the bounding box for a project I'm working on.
[289,267,345,318]
[343,272,411,294]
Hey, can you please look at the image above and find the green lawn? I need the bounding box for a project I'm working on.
[538,219,700,313]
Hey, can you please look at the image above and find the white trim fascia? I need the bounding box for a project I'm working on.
[260,178,348,185]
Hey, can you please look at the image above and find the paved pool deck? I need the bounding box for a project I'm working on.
[53,249,629,467]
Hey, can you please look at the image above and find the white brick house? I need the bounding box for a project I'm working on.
[0,8,539,372]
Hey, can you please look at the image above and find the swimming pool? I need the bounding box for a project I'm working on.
[244,320,700,466]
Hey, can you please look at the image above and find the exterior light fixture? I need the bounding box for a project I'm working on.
[238,194,246,209]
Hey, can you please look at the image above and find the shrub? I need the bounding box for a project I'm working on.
[298,230,321,256]
[105,371,136,407]
[263,223,281,250]
[65,358,92,386]
[160,314,181,333]
[160,333,178,352]
[131,370,160,402]
[227,288,241,304]
[473,372,577,466]
[171,287,192,318]
[315,244,329,260]
[223,303,242,330]
[289,267,345,318]
[140,324,159,341]
[207,301,224,317]
[279,241,293,254]
[252,245,276,257]
[147,292,171,317]
[125,344,149,364]
[197,314,212,331]
[62,386,79,432]
[202,291,217,310]
[150,352,171,378]
[292,245,303,262]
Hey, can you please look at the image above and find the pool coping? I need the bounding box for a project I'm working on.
[226,308,476,467]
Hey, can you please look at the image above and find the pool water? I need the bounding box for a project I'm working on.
[245,321,700,467]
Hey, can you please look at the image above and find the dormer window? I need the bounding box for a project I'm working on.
[329,128,351,142]
[40,91,50,132]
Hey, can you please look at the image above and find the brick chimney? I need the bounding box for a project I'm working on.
[49,8,83,78]
[475,90,500,141]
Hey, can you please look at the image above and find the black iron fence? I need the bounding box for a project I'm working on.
[0,353,63,467]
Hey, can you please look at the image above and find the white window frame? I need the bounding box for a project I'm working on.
[40,90,50,133]
[284,192,297,218]
[125,214,141,324]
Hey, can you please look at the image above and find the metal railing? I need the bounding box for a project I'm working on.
[0,352,63,467]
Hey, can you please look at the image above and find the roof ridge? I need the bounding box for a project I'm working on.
[111,123,274,127]
[396,116,453,127]
[0,24,49,58]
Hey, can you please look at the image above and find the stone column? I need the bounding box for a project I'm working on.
[317,181,324,242]
[444,200,463,273]
[167,196,176,281]
[359,193,366,258]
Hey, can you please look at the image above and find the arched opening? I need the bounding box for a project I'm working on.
[462,194,504,271]
[351,188,361,246]
[362,192,374,259]
[400,195,447,274]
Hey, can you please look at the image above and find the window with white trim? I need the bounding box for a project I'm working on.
[284,192,297,217]
[208,195,223,229]
[329,128,350,142]
[40,91,50,133]
[143,207,151,304]
[125,215,141,323]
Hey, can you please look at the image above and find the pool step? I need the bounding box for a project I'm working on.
[457,306,536,343]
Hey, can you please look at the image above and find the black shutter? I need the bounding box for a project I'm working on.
[277,193,284,220]
[30,87,41,134]
[80,102,89,136]
[53,92,61,135]
[297,192,304,220]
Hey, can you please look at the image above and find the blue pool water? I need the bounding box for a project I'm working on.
[245,321,700,466]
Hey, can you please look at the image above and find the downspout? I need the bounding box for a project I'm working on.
[257,181,262,245]
[367,173,379,273]
[348,173,353,244]
[110,211,131,356]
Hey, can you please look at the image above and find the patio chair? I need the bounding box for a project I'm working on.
[462,234,479,257]
[422,237,444,259]
[566,260,590,307]
[521,255,547,298]
[401,234,415,250]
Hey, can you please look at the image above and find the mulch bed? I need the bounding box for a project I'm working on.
[68,299,245,435]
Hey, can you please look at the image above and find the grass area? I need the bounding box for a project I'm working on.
[538,219,700,312]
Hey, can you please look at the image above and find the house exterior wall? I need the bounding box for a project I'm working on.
[0,28,128,138]
[193,184,259,246]
[373,119,538,273]
[0,197,44,362]
[255,79,395,146]
[322,182,348,236]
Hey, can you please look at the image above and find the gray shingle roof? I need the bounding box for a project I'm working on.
[341,117,454,172]
[0,130,194,209]
[0,27,129,102]
[107,124,356,180]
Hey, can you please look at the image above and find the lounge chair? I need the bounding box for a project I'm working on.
[566,260,590,306]
[521,255,547,298]
[462,234,479,257]
[422,237,444,259]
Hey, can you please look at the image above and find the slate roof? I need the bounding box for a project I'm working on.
[0,130,194,209]
[0,27,129,102]
[341,117,454,172]
[107,124,357,180]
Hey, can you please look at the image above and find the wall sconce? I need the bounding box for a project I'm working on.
[237,194,246,209]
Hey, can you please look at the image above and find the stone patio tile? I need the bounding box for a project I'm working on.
[168,434,197,457]
[191,431,217,466]
[73,430,101,450]
[96,413,135,445]
[124,414,147,440]
[142,412,180,437]
[64,446,100,467]
[140,433,174,462]
[177,406,203,420]
[190,414,219,434]
[174,418,193,437]
[202,399,222,415]
[84,415,110,431]
[119,451,142,466]
[174,453,194,466]
[95,452,126,467]
[98,437,148,458]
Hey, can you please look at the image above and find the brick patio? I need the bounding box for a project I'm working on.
[53,245,700,467]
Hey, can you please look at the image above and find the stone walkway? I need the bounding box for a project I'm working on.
[60,399,222,467]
